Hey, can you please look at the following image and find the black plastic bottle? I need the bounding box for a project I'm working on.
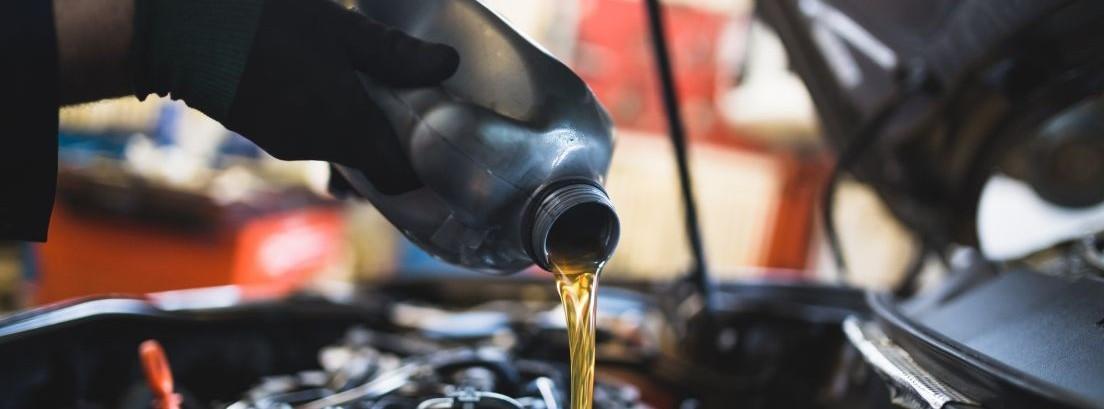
[334,0,620,273]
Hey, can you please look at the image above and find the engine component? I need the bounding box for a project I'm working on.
[225,327,648,409]
[842,317,977,409]
[1025,97,1104,208]
[140,340,183,409]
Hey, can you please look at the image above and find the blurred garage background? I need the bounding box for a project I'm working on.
[0,0,920,310]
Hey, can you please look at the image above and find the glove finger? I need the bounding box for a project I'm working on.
[341,13,459,87]
[328,86,423,195]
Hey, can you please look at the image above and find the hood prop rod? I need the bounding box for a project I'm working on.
[644,0,711,308]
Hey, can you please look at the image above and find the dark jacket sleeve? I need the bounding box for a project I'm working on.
[0,0,59,241]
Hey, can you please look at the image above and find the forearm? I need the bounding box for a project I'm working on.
[47,0,456,197]
[54,0,134,105]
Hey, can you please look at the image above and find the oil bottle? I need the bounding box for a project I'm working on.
[335,0,619,275]
[332,2,619,406]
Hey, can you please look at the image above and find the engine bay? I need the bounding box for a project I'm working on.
[0,279,883,409]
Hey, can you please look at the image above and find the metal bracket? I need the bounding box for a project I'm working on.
[843,316,980,409]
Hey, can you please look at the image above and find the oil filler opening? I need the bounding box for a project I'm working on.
[529,183,620,272]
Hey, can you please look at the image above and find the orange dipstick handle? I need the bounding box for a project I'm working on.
[139,340,183,409]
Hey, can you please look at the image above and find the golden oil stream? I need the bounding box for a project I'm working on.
[551,257,603,409]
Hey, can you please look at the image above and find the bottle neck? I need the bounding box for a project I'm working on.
[527,183,620,272]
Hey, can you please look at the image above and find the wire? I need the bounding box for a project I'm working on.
[821,77,927,283]
[643,0,710,302]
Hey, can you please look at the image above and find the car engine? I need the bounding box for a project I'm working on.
[0,279,881,409]
[222,326,644,409]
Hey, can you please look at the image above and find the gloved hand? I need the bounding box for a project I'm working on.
[131,0,459,194]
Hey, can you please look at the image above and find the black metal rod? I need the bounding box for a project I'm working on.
[643,0,710,296]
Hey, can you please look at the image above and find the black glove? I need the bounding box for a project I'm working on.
[131,0,459,194]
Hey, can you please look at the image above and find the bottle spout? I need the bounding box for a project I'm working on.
[528,183,620,273]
